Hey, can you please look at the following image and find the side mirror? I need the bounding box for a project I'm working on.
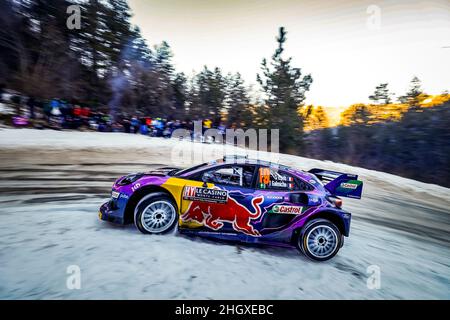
[201,172,214,187]
[289,193,309,205]
[202,172,213,182]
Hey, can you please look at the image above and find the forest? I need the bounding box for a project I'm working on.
[1,0,449,186]
[303,98,450,187]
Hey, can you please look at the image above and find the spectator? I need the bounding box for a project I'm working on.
[131,116,140,134]
[140,122,149,135]
[27,96,35,119]
[0,83,4,102]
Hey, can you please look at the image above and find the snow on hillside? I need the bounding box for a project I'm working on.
[0,128,449,299]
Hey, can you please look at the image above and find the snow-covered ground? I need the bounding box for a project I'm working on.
[0,103,14,115]
[0,128,449,299]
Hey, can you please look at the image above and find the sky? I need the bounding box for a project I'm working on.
[128,0,450,109]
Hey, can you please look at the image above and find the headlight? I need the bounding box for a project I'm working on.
[117,173,143,186]
[111,191,120,199]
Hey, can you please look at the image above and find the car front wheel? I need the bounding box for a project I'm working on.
[134,193,178,234]
[298,218,342,261]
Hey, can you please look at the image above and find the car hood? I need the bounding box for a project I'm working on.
[143,167,181,176]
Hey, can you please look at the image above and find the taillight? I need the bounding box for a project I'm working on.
[327,196,342,208]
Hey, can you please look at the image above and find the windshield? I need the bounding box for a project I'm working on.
[173,162,208,177]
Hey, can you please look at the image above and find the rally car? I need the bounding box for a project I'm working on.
[99,156,363,261]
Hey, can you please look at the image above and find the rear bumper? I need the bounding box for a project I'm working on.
[99,201,126,224]
[340,210,351,237]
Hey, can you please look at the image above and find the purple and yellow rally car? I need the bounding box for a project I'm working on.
[99,156,363,261]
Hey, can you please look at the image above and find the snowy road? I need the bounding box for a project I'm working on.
[0,129,449,299]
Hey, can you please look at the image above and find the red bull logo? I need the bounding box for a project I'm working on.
[181,195,264,236]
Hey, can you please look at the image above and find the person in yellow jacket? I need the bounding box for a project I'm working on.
[203,119,212,129]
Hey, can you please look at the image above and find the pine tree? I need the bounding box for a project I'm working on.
[190,66,226,120]
[226,73,252,128]
[0,0,86,99]
[302,106,329,131]
[209,67,226,121]
[153,41,175,114]
[127,26,153,66]
[172,72,188,118]
[369,83,393,105]
[107,0,134,65]
[340,104,371,125]
[399,76,425,106]
[257,27,313,152]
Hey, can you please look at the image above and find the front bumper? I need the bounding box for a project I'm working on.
[99,200,126,224]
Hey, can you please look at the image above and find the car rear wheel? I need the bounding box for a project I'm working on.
[298,218,342,261]
[134,193,178,234]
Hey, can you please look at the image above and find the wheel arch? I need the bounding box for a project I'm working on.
[292,209,348,243]
[124,185,177,224]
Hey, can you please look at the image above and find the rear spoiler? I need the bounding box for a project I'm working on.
[308,168,363,199]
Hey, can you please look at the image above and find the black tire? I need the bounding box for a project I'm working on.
[134,192,178,234]
[297,218,342,261]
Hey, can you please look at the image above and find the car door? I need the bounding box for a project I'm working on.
[254,166,315,235]
[179,164,260,236]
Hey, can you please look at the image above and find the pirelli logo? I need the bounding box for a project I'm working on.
[183,186,228,204]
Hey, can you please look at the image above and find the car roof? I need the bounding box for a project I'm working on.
[217,156,298,172]
[178,156,314,182]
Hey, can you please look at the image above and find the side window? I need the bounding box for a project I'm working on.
[297,178,315,191]
[200,165,255,188]
[257,167,312,191]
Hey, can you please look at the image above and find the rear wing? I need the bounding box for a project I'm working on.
[308,168,363,199]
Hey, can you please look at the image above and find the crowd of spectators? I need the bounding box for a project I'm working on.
[0,90,229,139]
